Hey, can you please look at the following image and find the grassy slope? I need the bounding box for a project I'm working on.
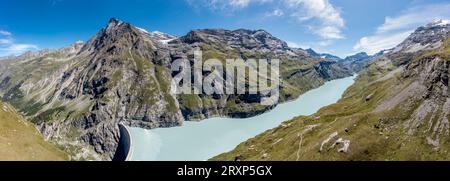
[0,101,68,161]
[212,47,450,161]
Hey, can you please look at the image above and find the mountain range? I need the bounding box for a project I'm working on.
[2,17,448,161]
[0,18,352,160]
[307,48,393,73]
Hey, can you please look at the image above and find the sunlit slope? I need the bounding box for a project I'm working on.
[0,101,68,160]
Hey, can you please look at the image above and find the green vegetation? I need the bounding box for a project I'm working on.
[2,85,26,109]
[123,52,159,106]
[108,70,123,89]
[130,53,153,75]
[32,106,67,124]
[179,94,201,111]
[123,51,178,112]
[0,101,68,161]
[23,100,44,117]
[155,65,178,113]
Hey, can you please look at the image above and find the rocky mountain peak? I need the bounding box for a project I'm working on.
[102,18,135,36]
[179,29,223,44]
[81,18,156,54]
[106,18,125,30]
[305,48,319,57]
[393,19,450,54]
[345,52,369,60]
[250,29,289,50]
[179,28,289,51]
[355,52,369,57]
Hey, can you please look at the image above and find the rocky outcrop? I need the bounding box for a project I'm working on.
[393,20,450,55]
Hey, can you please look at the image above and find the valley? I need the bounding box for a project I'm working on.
[0,18,352,160]
[0,16,448,161]
[128,75,355,161]
[212,21,450,161]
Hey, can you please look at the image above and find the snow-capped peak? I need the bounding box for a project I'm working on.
[427,19,450,27]
[149,31,177,44]
[136,28,177,44]
[436,19,450,26]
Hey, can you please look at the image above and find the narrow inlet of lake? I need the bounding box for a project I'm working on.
[128,75,357,161]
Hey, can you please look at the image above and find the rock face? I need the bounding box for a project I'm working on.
[393,20,450,55]
[212,20,450,161]
[0,18,351,160]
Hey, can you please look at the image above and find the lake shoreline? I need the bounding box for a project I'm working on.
[127,75,357,161]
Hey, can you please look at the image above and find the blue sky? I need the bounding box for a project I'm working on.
[1,0,449,57]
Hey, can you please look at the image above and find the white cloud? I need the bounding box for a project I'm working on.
[0,39,12,45]
[187,0,272,10]
[317,40,333,47]
[287,41,310,49]
[354,31,413,55]
[1,44,38,53]
[186,0,345,41]
[315,26,344,40]
[266,9,284,17]
[354,2,450,55]
[229,0,251,8]
[377,3,450,33]
[0,30,38,57]
[287,39,334,52]
[285,0,345,40]
[0,30,12,36]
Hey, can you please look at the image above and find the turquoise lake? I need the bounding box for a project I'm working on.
[128,75,356,161]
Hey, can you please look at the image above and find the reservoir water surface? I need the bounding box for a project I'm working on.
[128,75,356,161]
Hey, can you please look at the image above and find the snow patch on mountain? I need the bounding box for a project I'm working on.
[136,27,150,34]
